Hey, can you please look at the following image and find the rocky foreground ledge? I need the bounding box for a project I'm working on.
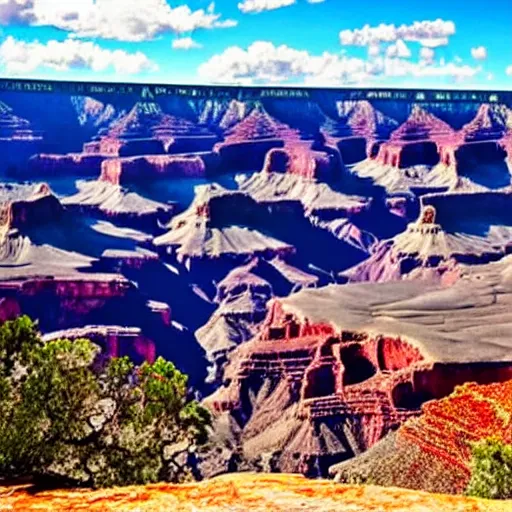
[0,474,508,511]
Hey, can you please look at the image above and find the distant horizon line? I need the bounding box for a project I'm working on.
[0,76,511,103]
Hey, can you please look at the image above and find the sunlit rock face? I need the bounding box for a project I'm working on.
[0,473,505,512]
[71,96,121,133]
[0,183,62,233]
[460,103,512,142]
[262,146,340,180]
[350,103,512,193]
[214,104,303,171]
[196,257,319,387]
[321,101,399,164]
[330,379,512,495]
[204,254,512,477]
[62,180,173,227]
[153,183,294,270]
[342,203,512,283]
[85,90,217,157]
[239,171,368,218]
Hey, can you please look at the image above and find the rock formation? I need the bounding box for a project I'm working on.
[198,99,256,131]
[0,183,62,234]
[204,255,512,475]
[99,154,217,185]
[85,89,217,157]
[153,184,293,269]
[343,204,512,283]
[262,146,341,180]
[197,257,319,385]
[1,473,506,511]
[71,96,121,132]
[323,101,398,164]
[239,171,368,218]
[28,89,218,179]
[500,129,512,166]
[329,379,512,495]
[42,325,156,363]
[351,104,512,192]
[214,104,302,171]
[28,153,109,177]
[62,180,174,226]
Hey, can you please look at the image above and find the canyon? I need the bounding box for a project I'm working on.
[1,84,512,496]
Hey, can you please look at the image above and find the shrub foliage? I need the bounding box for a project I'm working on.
[466,438,512,500]
[0,316,211,488]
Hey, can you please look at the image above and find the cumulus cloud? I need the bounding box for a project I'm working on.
[379,57,481,81]
[386,39,411,58]
[507,65,512,76]
[172,37,202,50]
[0,0,36,23]
[339,19,455,47]
[420,46,435,63]
[197,40,481,86]
[0,0,237,41]
[198,41,370,85]
[238,0,295,13]
[368,44,380,57]
[471,46,487,60]
[0,35,157,74]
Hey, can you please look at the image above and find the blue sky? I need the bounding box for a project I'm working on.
[0,0,511,89]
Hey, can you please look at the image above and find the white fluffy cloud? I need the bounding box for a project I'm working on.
[339,19,455,47]
[0,0,237,41]
[172,37,202,50]
[198,41,371,84]
[471,46,487,60]
[368,44,380,57]
[238,0,295,13]
[198,40,481,86]
[0,35,157,74]
[507,65,512,76]
[386,39,411,58]
[378,57,481,81]
[420,46,435,63]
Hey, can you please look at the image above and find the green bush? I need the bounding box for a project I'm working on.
[465,438,512,499]
[0,316,211,488]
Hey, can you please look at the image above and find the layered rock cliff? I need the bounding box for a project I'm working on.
[99,153,215,184]
[153,184,293,268]
[351,103,512,192]
[204,255,512,476]
[62,180,173,226]
[0,183,62,233]
[85,90,217,157]
[214,105,302,171]
[330,379,512,495]
[343,203,512,283]
[196,257,319,386]
[323,101,399,164]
